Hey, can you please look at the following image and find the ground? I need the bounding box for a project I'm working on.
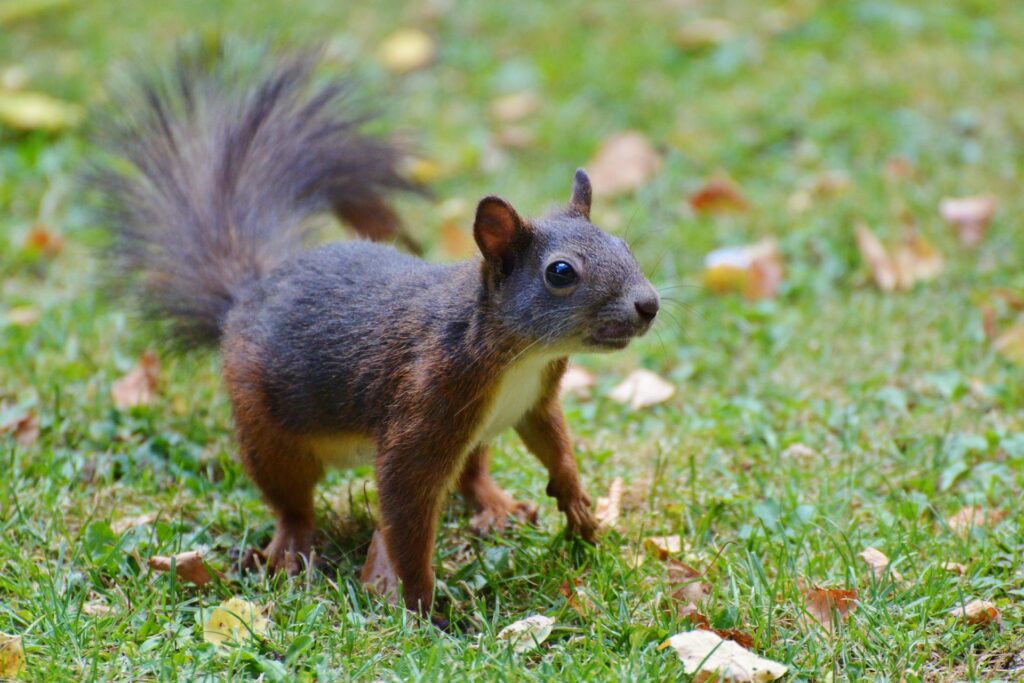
[1,0,1023,681]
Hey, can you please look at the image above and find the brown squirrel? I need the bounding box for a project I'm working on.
[93,48,659,619]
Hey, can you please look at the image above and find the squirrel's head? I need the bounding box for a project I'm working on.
[473,169,659,353]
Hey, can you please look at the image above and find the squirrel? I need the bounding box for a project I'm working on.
[93,47,660,619]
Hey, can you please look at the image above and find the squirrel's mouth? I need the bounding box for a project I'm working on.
[586,322,646,350]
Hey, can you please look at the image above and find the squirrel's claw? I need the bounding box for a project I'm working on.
[561,493,598,544]
[469,499,538,536]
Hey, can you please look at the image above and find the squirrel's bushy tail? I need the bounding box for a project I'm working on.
[92,45,416,345]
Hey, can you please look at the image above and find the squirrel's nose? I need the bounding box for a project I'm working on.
[634,295,659,322]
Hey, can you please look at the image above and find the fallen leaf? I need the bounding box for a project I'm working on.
[946,505,1006,536]
[0,411,39,447]
[941,562,968,576]
[940,195,996,247]
[24,224,63,256]
[490,91,541,123]
[559,578,595,616]
[950,599,1000,626]
[377,28,435,73]
[668,559,710,604]
[560,364,596,398]
[780,443,816,461]
[594,477,623,529]
[702,239,784,300]
[804,587,857,633]
[7,305,39,327]
[402,156,444,184]
[689,176,748,214]
[148,551,214,587]
[0,632,25,677]
[659,630,787,682]
[203,597,269,646]
[111,512,156,534]
[674,18,737,51]
[677,605,755,650]
[993,322,1024,366]
[360,530,400,601]
[608,369,675,410]
[0,90,82,130]
[858,547,902,581]
[495,615,555,653]
[645,535,683,560]
[111,350,161,409]
[587,131,661,198]
[855,223,943,291]
[81,598,112,617]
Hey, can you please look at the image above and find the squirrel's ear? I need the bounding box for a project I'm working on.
[568,168,592,219]
[474,196,528,274]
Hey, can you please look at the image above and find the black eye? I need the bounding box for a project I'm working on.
[545,261,578,288]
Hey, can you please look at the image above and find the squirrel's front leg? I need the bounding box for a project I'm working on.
[375,442,462,616]
[516,401,597,543]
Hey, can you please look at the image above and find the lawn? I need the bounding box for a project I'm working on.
[2,0,1024,680]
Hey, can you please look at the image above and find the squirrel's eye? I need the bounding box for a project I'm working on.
[545,261,578,288]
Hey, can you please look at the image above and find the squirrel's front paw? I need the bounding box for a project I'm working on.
[561,493,597,544]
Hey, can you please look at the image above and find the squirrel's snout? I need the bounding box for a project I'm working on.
[634,295,660,322]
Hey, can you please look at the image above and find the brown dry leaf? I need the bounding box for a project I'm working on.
[855,223,943,291]
[668,559,710,605]
[940,195,996,247]
[25,224,63,256]
[804,587,857,634]
[111,350,161,409]
[702,239,784,300]
[203,597,269,646]
[594,477,624,529]
[0,411,39,447]
[0,632,26,677]
[608,369,675,410]
[659,630,787,682]
[587,131,661,198]
[690,176,749,214]
[941,562,968,576]
[858,547,902,581]
[560,364,596,398]
[644,535,683,560]
[0,90,82,131]
[360,530,400,601]
[674,18,737,51]
[950,599,1000,626]
[377,28,435,73]
[148,551,214,587]
[7,305,39,327]
[946,506,1006,536]
[559,578,596,616]
[490,91,541,123]
[993,322,1024,366]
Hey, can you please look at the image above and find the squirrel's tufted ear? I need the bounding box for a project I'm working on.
[474,196,529,275]
[568,168,592,219]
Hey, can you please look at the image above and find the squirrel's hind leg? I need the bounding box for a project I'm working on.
[458,445,537,535]
[237,426,323,576]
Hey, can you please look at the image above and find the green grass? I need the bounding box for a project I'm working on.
[3,0,1024,680]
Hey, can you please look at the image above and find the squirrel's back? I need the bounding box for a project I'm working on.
[91,43,417,345]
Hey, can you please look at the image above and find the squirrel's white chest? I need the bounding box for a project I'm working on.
[476,354,557,445]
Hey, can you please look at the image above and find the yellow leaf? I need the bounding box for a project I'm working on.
[644,535,682,559]
[703,239,784,300]
[0,91,82,131]
[377,29,435,74]
[660,630,787,682]
[203,597,269,646]
[0,632,26,677]
[495,615,555,653]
